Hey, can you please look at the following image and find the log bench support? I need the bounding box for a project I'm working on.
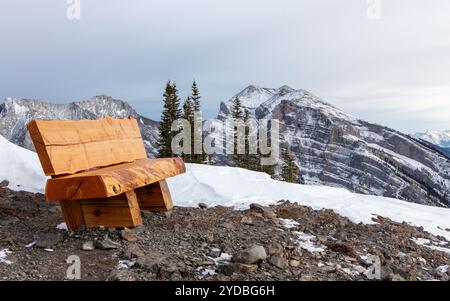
[59,180,173,231]
[27,117,185,231]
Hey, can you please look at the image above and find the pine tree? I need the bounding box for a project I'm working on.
[231,97,244,167]
[241,108,250,169]
[190,80,205,164]
[182,96,194,162]
[191,80,201,112]
[157,80,182,158]
[231,96,243,119]
[280,150,300,183]
[182,96,193,122]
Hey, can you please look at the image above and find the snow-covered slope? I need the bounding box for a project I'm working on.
[0,135,47,192]
[168,164,450,240]
[2,135,449,240]
[414,131,450,149]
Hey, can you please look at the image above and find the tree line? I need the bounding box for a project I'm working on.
[156,80,302,184]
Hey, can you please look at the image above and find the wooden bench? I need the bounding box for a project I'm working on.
[27,116,186,231]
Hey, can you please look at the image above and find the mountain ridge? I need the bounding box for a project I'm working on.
[0,96,159,156]
[215,85,450,207]
[1,86,449,207]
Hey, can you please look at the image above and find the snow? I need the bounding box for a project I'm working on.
[211,252,232,265]
[0,134,47,192]
[1,135,450,242]
[197,267,217,276]
[197,253,232,276]
[56,222,68,231]
[293,232,325,253]
[436,265,449,273]
[411,238,450,255]
[415,130,450,148]
[224,85,278,112]
[280,218,300,229]
[168,164,450,240]
[0,249,13,265]
[341,267,361,277]
[117,259,136,269]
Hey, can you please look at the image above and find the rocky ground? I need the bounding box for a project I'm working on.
[0,185,449,281]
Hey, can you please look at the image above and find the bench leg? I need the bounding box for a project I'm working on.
[80,190,143,228]
[135,180,174,212]
[59,190,143,229]
[59,201,84,231]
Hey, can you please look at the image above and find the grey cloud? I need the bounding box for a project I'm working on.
[0,0,449,133]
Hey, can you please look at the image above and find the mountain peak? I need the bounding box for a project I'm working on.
[415,130,450,148]
[277,85,296,93]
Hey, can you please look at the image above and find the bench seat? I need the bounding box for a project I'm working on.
[45,157,185,201]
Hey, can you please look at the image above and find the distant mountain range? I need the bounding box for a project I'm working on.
[1,86,449,207]
[414,131,450,158]
[414,130,450,148]
[0,96,159,157]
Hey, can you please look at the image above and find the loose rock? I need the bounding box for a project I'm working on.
[233,245,267,264]
[269,254,289,269]
[121,228,138,242]
[82,241,95,251]
[95,238,121,250]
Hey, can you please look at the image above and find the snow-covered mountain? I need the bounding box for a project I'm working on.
[0,96,159,157]
[414,131,450,159]
[1,86,449,207]
[216,85,450,207]
[1,134,450,241]
[414,131,450,148]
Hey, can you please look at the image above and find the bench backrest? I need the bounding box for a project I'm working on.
[28,116,147,176]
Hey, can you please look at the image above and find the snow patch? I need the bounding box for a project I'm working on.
[0,249,13,265]
[0,134,47,193]
[411,238,450,255]
[293,232,325,253]
[280,219,300,229]
[211,252,232,265]
[117,259,136,269]
[197,267,217,276]
[436,265,449,274]
[56,222,68,231]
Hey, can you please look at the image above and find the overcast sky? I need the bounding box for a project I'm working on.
[1,0,450,133]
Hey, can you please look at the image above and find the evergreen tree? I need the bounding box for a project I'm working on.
[157,81,182,158]
[182,96,193,122]
[231,97,244,167]
[182,96,194,162]
[280,149,300,183]
[231,96,243,119]
[190,80,205,163]
[191,80,201,112]
[242,108,250,169]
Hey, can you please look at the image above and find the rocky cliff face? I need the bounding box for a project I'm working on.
[0,96,159,157]
[217,86,450,207]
